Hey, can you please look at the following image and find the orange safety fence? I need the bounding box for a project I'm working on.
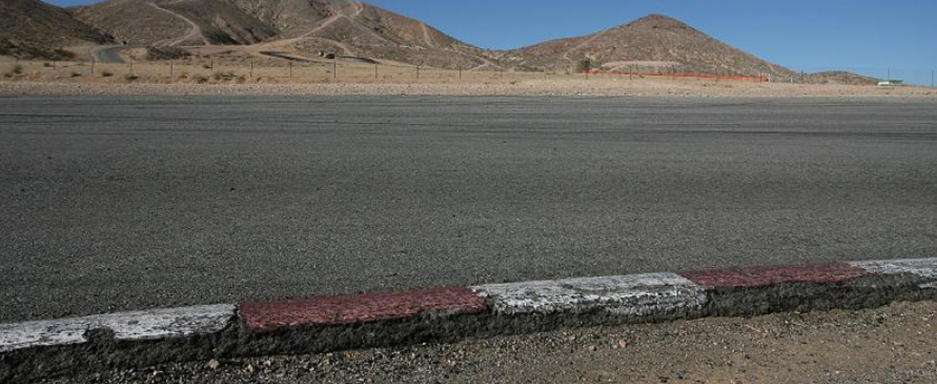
[582,70,769,83]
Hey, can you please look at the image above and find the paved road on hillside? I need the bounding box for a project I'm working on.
[1,96,935,322]
[90,45,132,64]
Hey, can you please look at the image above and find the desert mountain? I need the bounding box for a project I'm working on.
[73,0,495,69]
[810,71,879,85]
[504,14,798,78]
[0,0,110,48]
[10,1,837,79]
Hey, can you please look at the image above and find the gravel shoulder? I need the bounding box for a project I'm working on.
[39,300,937,384]
[1,79,936,97]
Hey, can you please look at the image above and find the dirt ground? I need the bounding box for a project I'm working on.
[35,300,937,384]
[1,58,935,97]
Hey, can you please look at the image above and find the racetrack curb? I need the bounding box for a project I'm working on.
[3,257,937,382]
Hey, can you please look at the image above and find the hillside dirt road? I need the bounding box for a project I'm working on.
[38,300,937,384]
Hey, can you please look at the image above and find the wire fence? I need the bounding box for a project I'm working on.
[1,57,560,84]
[2,57,934,88]
[787,66,936,87]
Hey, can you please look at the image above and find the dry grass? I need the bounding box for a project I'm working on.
[0,59,934,98]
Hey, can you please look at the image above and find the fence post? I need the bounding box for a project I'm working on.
[289,61,292,78]
[52,59,56,71]
[129,58,133,75]
[210,57,213,72]
[249,59,253,78]
[170,60,173,78]
[932,70,934,88]
[333,61,337,80]
[90,57,95,75]
[416,65,420,80]
[374,63,378,80]
[459,67,462,80]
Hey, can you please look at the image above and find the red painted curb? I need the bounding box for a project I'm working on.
[678,263,868,289]
[240,287,487,332]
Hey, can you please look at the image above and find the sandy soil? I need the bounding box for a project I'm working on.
[40,300,937,384]
[2,59,935,97]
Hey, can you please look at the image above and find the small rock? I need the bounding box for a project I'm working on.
[206,359,220,369]
[618,339,628,348]
[263,360,273,367]
[587,345,598,352]
[245,364,255,374]
[923,360,936,367]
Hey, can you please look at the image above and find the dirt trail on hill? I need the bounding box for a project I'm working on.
[149,2,209,46]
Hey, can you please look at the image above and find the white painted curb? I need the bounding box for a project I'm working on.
[471,273,706,316]
[850,258,937,279]
[0,304,235,353]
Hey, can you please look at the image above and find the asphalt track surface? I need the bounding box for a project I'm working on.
[90,45,132,64]
[1,96,936,322]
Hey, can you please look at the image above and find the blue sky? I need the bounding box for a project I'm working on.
[47,0,936,85]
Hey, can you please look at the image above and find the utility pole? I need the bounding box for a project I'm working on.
[932,70,934,87]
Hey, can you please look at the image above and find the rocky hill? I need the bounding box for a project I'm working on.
[3,1,857,78]
[503,14,798,78]
[810,71,880,86]
[73,0,494,69]
[0,0,110,49]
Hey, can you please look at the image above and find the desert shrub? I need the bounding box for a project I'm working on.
[202,64,212,69]
[101,70,113,77]
[192,74,208,84]
[145,46,189,61]
[212,71,236,81]
[71,71,81,78]
[12,64,23,74]
[43,62,52,68]
[0,40,72,60]
[124,73,139,82]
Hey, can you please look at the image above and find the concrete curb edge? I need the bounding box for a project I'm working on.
[2,257,936,382]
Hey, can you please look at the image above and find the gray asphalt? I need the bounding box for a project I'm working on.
[90,45,130,64]
[1,96,936,322]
